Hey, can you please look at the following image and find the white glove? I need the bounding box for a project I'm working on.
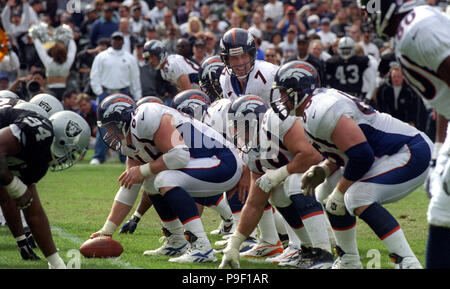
[301,164,331,197]
[325,188,346,216]
[255,166,289,193]
[218,231,246,269]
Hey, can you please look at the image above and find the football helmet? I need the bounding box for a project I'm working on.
[142,39,168,70]
[0,90,19,99]
[270,61,320,121]
[337,37,355,60]
[29,93,64,117]
[97,93,136,151]
[137,96,163,106]
[49,110,91,171]
[357,0,426,38]
[14,102,50,119]
[171,89,211,121]
[219,28,256,78]
[227,95,267,153]
[199,55,225,101]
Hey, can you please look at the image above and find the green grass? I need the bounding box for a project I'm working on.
[0,150,431,269]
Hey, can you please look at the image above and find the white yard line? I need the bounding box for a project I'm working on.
[51,226,142,269]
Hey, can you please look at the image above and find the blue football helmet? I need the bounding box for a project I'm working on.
[142,39,168,69]
[219,28,256,78]
[137,96,164,106]
[199,55,225,101]
[171,89,211,121]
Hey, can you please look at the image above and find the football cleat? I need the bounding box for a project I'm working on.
[389,253,423,269]
[210,218,234,236]
[169,231,217,263]
[239,237,258,253]
[266,244,301,265]
[240,240,284,258]
[143,227,188,257]
[331,246,363,269]
[292,246,334,269]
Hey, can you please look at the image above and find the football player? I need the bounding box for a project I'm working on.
[198,55,225,101]
[92,93,242,263]
[143,40,200,92]
[325,37,376,100]
[219,28,278,103]
[220,95,334,269]
[271,60,432,269]
[358,0,450,269]
[0,107,91,268]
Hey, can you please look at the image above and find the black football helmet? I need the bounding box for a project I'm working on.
[219,28,256,78]
[357,0,426,39]
[199,55,225,101]
[227,95,267,153]
[137,96,164,106]
[97,93,136,151]
[270,61,320,121]
[142,39,168,69]
[171,89,211,121]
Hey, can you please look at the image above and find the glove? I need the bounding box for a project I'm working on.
[218,231,246,269]
[301,164,330,197]
[325,188,346,216]
[255,166,289,193]
[119,215,141,234]
[17,238,40,260]
[25,230,37,249]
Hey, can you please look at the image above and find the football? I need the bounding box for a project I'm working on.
[79,236,123,258]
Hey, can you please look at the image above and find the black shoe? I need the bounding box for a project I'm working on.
[17,238,40,261]
[295,246,333,269]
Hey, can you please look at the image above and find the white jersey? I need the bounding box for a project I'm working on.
[302,88,422,167]
[395,5,450,119]
[242,109,295,174]
[160,54,201,91]
[219,60,278,104]
[202,98,232,138]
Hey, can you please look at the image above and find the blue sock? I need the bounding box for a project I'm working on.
[276,204,304,229]
[163,187,200,224]
[326,211,356,231]
[194,194,223,207]
[289,194,324,219]
[148,194,177,222]
[359,203,400,240]
[426,225,450,269]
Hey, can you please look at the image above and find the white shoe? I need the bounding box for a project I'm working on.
[239,237,258,253]
[169,233,217,263]
[389,253,423,269]
[266,244,300,264]
[89,158,101,165]
[240,240,284,258]
[332,246,363,269]
[143,228,188,257]
[210,219,234,236]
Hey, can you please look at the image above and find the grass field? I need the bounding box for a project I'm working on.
[0,150,431,269]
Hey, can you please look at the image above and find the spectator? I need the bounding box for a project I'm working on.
[264,0,284,24]
[264,47,281,65]
[248,27,265,60]
[147,0,169,26]
[279,25,298,63]
[183,16,204,38]
[309,39,331,62]
[31,34,77,101]
[261,17,278,45]
[0,73,10,90]
[276,5,304,36]
[229,11,242,29]
[176,38,193,60]
[163,26,180,55]
[199,4,212,27]
[205,14,224,44]
[192,38,207,65]
[317,17,337,50]
[0,48,20,84]
[89,5,118,46]
[118,4,130,19]
[177,0,199,25]
[122,0,151,17]
[144,24,157,42]
[80,5,100,47]
[330,8,349,36]
[28,0,45,25]
[202,31,217,57]
[306,14,320,35]
[347,24,361,43]
[62,89,79,112]
[89,31,141,165]
[232,0,250,25]
[76,92,98,138]
[129,5,152,40]
[118,18,133,54]
[134,41,159,97]
[359,24,380,62]
[250,12,264,31]
[1,0,31,42]
[374,66,428,131]
[9,68,48,99]
[156,10,179,39]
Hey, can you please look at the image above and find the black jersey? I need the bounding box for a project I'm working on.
[325,55,370,97]
[0,107,54,184]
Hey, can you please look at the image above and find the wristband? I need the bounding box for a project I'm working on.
[139,163,153,177]
[4,176,27,199]
[101,220,118,235]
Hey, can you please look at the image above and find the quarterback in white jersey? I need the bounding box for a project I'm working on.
[271,60,432,269]
[218,28,278,104]
[142,40,200,92]
[92,94,242,264]
[359,0,450,269]
[220,95,334,269]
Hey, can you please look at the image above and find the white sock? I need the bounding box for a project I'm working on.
[284,223,301,247]
[162,218,184,236]
[333,226,359,256]
[292,225,312,247]
[211,195,233,222]
[273,210,288,235]
[382,228,415,258]
[15,235,26,242]
[47,252,66,269]
[302,213,332,253]
[183,218,208,239]
[257,206,280,245]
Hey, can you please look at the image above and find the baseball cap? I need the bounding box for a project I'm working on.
[111,31,124,39]
[248,27,262,39]
[194,39,206,47]
[321,17,330,24]
[297,34,308,43]
[286,6,296,14]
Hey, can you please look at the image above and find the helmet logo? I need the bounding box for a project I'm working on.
[66,120,82,137]
[39,100,52,112]
[279,67,313,82]
[103,103,130,119]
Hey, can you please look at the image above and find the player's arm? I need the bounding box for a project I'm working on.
[228,164,250,204]
[177,74,193,91]
[326,115,374,216]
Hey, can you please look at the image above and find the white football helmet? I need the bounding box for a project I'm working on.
[14,102,50,119]
[49,110,91,171]
[337,37,356,60]
[0,90,19,99]
[29,93,64,117]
